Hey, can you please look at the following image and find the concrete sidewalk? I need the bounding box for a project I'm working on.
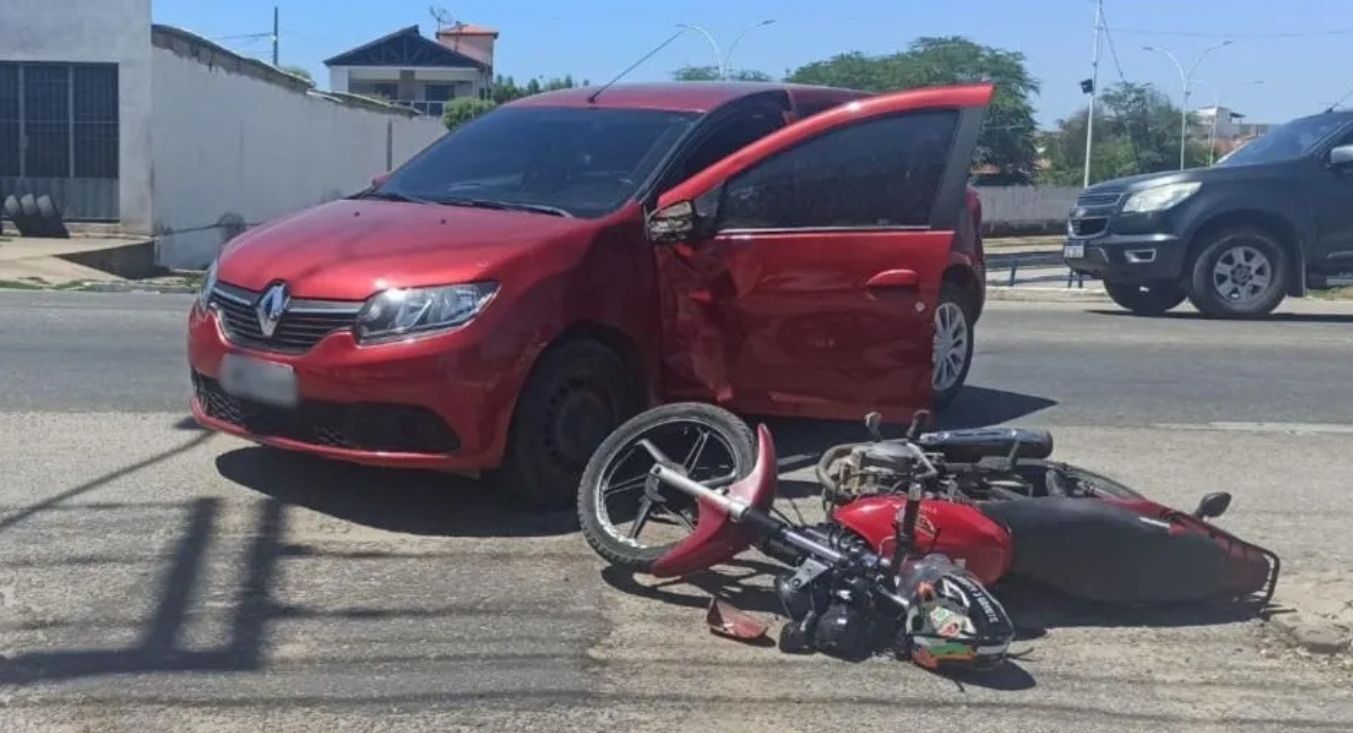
[0,234,158,288]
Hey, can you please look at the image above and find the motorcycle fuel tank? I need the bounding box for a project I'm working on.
[833,496,1013,585]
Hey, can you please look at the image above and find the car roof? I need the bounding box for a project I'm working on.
[505,82,869,114]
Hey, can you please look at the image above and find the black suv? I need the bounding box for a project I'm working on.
[1065,110,1353,316]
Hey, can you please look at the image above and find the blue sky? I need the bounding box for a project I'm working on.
[152,0,1353,129]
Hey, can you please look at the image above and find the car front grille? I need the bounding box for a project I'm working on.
[1070,217,1109,237]
[1076,191,1123,208]
[210,282,362,352]
[193,372,459,454]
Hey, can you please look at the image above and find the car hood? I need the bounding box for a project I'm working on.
[216,199,597,300]
[1083,161,1295,196]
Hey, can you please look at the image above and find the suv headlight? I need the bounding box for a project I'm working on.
[196,259,218,311]
[1121,182,1201,213]
[355,282,498,343]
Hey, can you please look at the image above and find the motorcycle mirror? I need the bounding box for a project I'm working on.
[1193,491,1232,519]
[906,410,930,441]
[864,412,884,441]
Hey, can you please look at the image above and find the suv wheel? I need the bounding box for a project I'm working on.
[1187,227,1289,317]
[491,340,640,509]
[1103,281,1187,316]
[933,283,975,408]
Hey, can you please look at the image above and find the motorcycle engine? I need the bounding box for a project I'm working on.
[774,526,882,661]
[822,442,919,503]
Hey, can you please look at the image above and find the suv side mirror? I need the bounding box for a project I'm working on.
[1329,144,1353,169]
[647,200,697,243]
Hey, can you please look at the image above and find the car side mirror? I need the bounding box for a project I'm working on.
[1329,144,1353,169]
[1193,491,1232,519]
[647,200,698,244]
[371,171,392,189]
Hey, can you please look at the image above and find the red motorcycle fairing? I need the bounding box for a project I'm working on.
[650,424,779,578]
[833,496,1013,586]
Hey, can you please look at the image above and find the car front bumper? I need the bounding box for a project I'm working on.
[187,304,518,472]
[1064,231,1187,284]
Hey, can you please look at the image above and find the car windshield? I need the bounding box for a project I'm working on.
[370,106,698,218]
[1216,113,1349,167]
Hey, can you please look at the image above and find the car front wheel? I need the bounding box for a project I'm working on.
[1187,227,1289,317]
[933,283,975,407]
[1103,281,1187,316]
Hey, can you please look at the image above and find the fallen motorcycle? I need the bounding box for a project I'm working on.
[578,403,1016,668]
[577,404,1279,665]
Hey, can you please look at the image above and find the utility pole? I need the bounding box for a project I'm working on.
[1082,0,1104,188]
[272,6,279,66]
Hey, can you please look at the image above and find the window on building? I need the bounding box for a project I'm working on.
[425,84,452,102]
[718,110,957,230]
[0,62,119,181]
[372,83,398,100]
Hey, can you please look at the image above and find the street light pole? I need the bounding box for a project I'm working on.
[1083,0,1104,188]
[724,20,775,79]
[1143,41,1233,170]
[677,24,723,80]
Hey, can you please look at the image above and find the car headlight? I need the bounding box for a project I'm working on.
[355,282,498,343]
[196,259,218,311]
[1121,182,1201,213]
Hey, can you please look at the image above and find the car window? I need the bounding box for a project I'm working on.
[1217,113,1351,167]
[717,110,958,230]
[379,106,697,218]
[675,109,785,184]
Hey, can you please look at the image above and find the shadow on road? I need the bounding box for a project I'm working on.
[1087,308,1353,324]
[214,447,576,538]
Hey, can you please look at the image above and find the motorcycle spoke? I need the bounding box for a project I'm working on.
[628,496,655,539]
[603,473,649,497]
[682,428,711,472]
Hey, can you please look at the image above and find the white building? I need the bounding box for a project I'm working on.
[0,0,447,267]
[325,24,497,118]
[1195,105,1274,142]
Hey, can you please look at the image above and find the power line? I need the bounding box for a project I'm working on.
[1113,26,1353,39]
[1098,4,1130,84]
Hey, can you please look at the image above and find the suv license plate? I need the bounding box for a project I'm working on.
[219,354,299,408]
[1064,243,1085,259]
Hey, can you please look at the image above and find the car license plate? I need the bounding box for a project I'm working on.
[219,354,298,408]
[1064,243,1086,259]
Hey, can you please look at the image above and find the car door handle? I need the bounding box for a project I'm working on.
[866,269,919,290]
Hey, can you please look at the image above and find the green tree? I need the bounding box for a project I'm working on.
[788,37,1041,184]
[281,64,315,86]
[1042,82,1210,185]
[673,66,773,82]
[443,97,497,130]
[493,75,582,104]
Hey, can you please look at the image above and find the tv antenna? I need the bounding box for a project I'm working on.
[429,6,455,31]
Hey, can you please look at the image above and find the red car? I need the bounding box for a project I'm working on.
[188,82,992,505]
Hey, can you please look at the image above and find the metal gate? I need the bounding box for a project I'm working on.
[0,62,119,221]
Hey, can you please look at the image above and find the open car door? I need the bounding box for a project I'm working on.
[651,84,993,421]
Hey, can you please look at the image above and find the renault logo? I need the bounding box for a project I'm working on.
[255,283,289,338]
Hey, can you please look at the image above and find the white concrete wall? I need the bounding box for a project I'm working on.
[0,0,154,231]
[978,186,1081,228]
[150,46,447,268]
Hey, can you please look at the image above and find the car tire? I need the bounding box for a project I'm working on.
[1187,227,1289,318]
[490,340,641,509]
[1103,281,1187,316]
[933,282,975,408]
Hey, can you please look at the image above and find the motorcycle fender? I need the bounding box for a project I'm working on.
[650,425,778,578]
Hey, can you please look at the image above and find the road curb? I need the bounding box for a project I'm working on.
[985,285,1109,303]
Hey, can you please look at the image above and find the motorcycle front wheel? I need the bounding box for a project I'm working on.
[577,403,757,572]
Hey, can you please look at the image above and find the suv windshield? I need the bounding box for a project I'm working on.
[1217,113,1349,167]
[372,106,698,218]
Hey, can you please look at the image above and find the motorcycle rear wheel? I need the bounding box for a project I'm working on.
[577,403,758,572]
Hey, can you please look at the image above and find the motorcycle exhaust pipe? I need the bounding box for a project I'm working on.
[649,464,846,564]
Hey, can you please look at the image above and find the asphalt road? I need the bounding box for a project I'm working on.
[1,290,1352,732]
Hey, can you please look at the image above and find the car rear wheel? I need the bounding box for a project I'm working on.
[1103,281,1187,316]
[1187,227,1289,317]
[933,283,975,408]
[491,340,641,509]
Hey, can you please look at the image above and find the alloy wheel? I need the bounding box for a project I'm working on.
[933,301,969,393]
[1212,245,1273,304]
